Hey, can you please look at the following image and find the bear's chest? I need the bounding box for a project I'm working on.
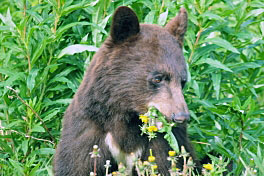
[105,132,142,175]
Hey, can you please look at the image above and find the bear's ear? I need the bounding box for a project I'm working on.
[110,6,140,43]
[165,8,188,47]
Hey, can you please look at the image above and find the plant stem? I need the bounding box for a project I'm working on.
[135,162,142,176]
[23,1,26,40]
[160,0,165,14]
[188,28,203,63]
[23,0,31,71]
[0,127,54,145]
[204,83,213,100]
[183,155,187,175]
[149,149,153,156]
[54,0,61,34]
[239,118,244,150]
[94,157,97,175]
[6,86,56,144]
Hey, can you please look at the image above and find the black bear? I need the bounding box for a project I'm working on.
[54,6,200,176]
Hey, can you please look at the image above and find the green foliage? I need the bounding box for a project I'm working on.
[0,0,263,175]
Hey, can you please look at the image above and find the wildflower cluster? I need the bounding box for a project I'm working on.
[202,156,230,176]
[167,146,195,176]
[134,149,159,176]
[88,144,230,176]
[139,107,179,153]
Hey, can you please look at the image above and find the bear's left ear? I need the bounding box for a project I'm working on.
[110,6,140,43]
[165,8,188,48]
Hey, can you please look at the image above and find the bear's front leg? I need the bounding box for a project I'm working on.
[54,125,118,176]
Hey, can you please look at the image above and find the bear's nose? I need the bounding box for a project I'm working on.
[171,112,190,123]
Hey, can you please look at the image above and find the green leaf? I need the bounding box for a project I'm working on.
[164,131,179,153]
[144,11,155,24]
[192,44,218,64]
[9,159,24,175]
[195,99,215,108]
[54,22,107,41]
[0,73,25,94]
[31,125,45,133]
[54,67,76,78]
[44,99,72,107]
[201,12,224,21]
[0,140,14,155]
[58,44,98,58]
[21,140,28,156]
[204,37,240,54]
[29,163,40,176]
[247,8,264,18]
[242,96,251,110]
[199,58,233,72]
[27,68,39,92]
[0,68,14,76]
[61,2,91,17]
[42,109,60,122]
[191,80,200,98]
[35,148,55,155]
[99,14,111,29]
[31,39,47,65]
[231,62,261,72]
[212,73,221,99]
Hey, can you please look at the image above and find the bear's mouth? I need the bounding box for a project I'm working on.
[144,106,188,124]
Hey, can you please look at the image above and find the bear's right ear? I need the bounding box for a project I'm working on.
[110,6,140,43]
[165,8,188,48]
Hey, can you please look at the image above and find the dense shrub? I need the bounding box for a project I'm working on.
[0,0,263,175]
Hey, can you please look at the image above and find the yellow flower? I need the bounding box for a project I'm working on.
[151,165,158,170]
[142,118,149,123]
[139,115,147,119]
[168,151,176,157]
[148,156,156,162]
[147,126,158,132]
[112,172,117,176]
[203,164,213,170]
[139,115,149,123]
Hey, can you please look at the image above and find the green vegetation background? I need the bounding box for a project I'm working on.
[0,0,263,175]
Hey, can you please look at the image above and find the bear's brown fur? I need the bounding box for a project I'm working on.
[54,6,200,176]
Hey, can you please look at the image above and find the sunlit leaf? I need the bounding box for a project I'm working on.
[32,125,45,133]
[58,44,98,58]
[204,37,240,54]
[158,8,168,26]
[198,58,233,72]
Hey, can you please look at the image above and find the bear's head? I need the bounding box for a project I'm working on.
[89,6,189,124]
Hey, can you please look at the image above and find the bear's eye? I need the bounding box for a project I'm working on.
[152,76,163,84]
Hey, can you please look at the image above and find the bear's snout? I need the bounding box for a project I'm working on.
[171,112,190,123]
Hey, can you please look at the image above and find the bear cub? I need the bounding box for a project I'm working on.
[54,6,200,176]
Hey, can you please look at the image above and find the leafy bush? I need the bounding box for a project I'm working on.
[0,0,263,175]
